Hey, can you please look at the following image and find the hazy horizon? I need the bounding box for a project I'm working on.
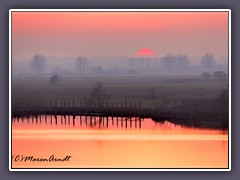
[12,11,229,62]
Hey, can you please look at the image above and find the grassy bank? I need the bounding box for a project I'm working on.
[11,75,229,129]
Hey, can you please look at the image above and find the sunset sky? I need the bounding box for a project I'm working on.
[12,11,229,61]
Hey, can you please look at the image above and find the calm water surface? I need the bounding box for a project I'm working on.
[12,115,228,168]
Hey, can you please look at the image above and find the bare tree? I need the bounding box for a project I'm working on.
[76,56,88,74]
[201,72,211,79]
[213,71,227,80]
[49,74,61,85]
[177,54,189,72]
[161,54,189,74]
[89,81,109,108]
[201,53,215,73]
[147,87,170,110]
[147,87,158,108]
[161,53,176,73]
[31,54,46,74]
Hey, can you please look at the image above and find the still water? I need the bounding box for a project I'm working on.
[12,115,228,168]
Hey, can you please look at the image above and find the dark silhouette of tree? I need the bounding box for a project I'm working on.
[201,53,215,73]
[76,56,88,74]
[177,54,189,72]
[161,54,189,73]
[213,71,227,80]
[161,53,176,73]
[95,66,105,75]
[31,54,46,74]
[49,75,61,85]
[89,81,109,108]
[147,87,158,108]
[201,72,211,79]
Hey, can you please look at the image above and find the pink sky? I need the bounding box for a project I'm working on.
[12,11,229,61]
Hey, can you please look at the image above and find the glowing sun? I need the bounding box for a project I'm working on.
[137,48,155,57]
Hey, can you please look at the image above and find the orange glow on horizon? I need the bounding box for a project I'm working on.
[11,11,229,60]
[137,48,155,57]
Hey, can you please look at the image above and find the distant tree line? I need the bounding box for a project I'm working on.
[28,52,227,76]
[31,54,46,74]
[76,56,88,74]
[201,71,227,80]
[200,53,216,73]
[161,53,189,73]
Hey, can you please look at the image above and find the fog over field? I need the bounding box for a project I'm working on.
[12,12,228,77]
[12,54,228,76]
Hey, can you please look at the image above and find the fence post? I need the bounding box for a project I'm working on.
[125,117,128,128]
[90,116,92,126]
[106,116,108,127]
[79,115,82,125]
[130,117,132,128]
[73,116,75,126]
[94,116,96,125]
[55,115,57,125]
[99,117,102,128]
[135,117,137,127]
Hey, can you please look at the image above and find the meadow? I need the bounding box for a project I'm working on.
[11,75,229,129]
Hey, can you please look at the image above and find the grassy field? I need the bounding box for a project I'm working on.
[11,75,229,129]
[12,75,227,103]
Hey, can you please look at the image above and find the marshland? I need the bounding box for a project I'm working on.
[12,75,229,129]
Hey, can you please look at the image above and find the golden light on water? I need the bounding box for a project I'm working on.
[12,116,228,168]
[13,130,228,141]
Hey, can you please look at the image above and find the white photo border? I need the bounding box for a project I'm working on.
[9,9,231,171]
